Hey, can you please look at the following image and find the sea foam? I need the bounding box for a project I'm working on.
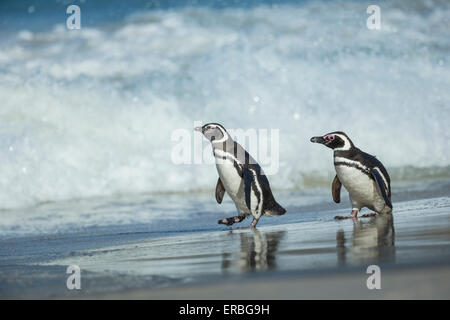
[0,1,449,209]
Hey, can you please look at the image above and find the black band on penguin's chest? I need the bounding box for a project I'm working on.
[334,160,372,179]
[213,149,244,177]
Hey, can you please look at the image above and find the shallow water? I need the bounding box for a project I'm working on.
[1,183,449,298]
[39,196,450,274]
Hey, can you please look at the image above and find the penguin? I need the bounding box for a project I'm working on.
[195,123,286,228]
[310,131,392,219]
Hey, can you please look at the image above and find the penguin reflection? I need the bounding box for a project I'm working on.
[222,229,285,272]
[336,214,395,266]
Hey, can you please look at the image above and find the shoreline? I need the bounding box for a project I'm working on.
[1,194,449,299]
[82,262,450,300]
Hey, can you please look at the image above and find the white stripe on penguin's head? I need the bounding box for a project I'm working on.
[311,131,354,151]
[200,123,229,144]
[332,133,353,151]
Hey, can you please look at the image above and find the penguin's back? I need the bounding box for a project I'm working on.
[250,164,286,216]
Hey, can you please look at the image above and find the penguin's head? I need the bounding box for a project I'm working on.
[194,123,228,143]
[310,131,354,151]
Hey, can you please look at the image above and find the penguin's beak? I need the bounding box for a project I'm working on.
[310,136,326,144]
[194,126,203,133]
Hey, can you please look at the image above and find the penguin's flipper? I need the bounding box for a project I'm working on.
[332,175,341,203]
[243,167,253,210]
[371,168,393,209]
[215,178,226,204]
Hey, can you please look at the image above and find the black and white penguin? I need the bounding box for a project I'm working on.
[195,123,286,228]
[310,131,392,219]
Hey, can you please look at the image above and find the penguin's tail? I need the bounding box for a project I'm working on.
[264,202,286,216]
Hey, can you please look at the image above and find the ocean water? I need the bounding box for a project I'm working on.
[0,0,449,231]
[0,1,450,298]
[1,196,449,298]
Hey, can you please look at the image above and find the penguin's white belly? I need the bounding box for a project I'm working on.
[215,161,250,215]
[335,165,384,210]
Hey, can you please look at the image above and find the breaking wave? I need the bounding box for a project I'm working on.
[0,0,449,209]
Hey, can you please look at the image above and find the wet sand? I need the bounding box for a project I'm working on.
[81,196,450,299]
[87,263,450,299]
[1,193,449,299]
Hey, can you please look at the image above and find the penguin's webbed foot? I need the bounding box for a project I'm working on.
[360,212,377,218]
[218,216,245,226]
[250,218,259,229]
[334,209,359,220]
[334,215,354,220]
